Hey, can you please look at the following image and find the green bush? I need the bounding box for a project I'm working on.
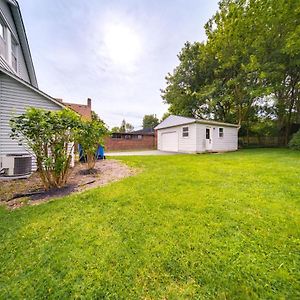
[288,130,300,150]
[76,120,108,170]
[10,108,81,189]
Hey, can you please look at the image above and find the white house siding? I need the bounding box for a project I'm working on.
[0,72,61,168]
[0,0,31,83]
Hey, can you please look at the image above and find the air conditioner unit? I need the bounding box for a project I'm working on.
[1,154,32,177]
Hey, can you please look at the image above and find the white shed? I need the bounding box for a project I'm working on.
[155,115,240,153]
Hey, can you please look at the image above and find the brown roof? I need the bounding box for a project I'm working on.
[57,98,92,120]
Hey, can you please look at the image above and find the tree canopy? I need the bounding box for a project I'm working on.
[161,0,300,144]
[111,119,134,133]
[143,114,159,129]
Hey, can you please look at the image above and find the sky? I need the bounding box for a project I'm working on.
[19,0,219,129]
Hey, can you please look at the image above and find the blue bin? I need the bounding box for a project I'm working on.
[78,144,105,162]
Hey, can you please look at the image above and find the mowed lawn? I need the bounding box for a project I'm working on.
[0,149,299,299]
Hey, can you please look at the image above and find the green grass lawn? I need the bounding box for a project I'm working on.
[0,149,299,299]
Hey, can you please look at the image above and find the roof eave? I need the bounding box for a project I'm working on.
[156,120,239,130]
[0,66,65,109]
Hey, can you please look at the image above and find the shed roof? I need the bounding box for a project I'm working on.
[155,115,239,130]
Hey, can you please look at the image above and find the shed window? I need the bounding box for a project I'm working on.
[182,126,189,137]
[219,127,224,138]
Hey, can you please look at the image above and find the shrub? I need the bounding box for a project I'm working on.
[10,108,81,189]
[76,119,108,170]
[288,130,300,150]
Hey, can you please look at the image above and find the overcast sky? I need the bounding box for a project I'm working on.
[19,0,219,129]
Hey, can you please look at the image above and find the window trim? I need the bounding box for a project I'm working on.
[182,126,189,138]
[0,10,19,70]
[11,38,18,73]
[219,127,224,138]
[0,9,18,42]
[0,21,6,59]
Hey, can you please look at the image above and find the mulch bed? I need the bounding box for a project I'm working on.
[0,159,136,209]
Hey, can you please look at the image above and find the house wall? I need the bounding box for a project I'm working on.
[105,135,155,151]
[0,72,61,168]
[157,123,197,153]
[0,0,31,83]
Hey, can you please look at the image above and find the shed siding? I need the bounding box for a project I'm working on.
[196,124,238,152]
[211,126,238,151]
[0,1,31,83]
[157,123,238,153]
[0,73,61,160]
[157,124,197,153]
[178,123,197,153]
[196,124,206,152]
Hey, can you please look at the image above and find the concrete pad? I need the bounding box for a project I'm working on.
[106,150,179,156]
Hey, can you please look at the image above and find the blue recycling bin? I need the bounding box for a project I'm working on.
[78,144,105,162]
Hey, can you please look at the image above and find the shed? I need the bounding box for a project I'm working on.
[155,115,239,153]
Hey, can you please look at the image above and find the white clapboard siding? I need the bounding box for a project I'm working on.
[0,72,62,170]
[0,2,30,81]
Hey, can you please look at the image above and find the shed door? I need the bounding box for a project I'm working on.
[205,127,212,151]
[161,131,178,152]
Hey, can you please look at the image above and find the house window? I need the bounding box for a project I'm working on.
[137,135,142,139]
[219,127,224,138]
[0,22,6,59]
[11,39,18,72]
[182,126,189,137]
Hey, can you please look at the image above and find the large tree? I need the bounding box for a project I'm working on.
[161,0,300,144]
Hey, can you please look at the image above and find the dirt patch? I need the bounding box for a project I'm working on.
[0,159,137,209]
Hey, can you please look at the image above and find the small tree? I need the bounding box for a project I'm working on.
[10,108,81,189]
[110,126,120,133]
[76,120,108,171]
[143,114,159,130]
[288,130,300,150]
[119,119,134,133]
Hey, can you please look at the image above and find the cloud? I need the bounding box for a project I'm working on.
[19,0,219,128]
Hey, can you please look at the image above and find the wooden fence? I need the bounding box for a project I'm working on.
[239,136,285,147]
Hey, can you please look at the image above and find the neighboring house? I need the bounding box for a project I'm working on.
[105,128,156,151]
[60,98,92,121]
[0,0,66,175]
[155,115,239,153]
